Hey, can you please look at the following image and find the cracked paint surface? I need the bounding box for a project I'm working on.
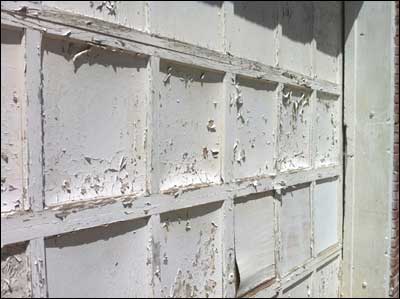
[160,202,223,298]
[314,92,340,167]
[158,61,223,190]
[42,38,148,205]
[1,243,31,298]
[232,76,277,179]
[278,86,311,171]
[1,28,26,212]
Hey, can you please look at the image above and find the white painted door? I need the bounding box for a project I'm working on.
[1,2,343,298]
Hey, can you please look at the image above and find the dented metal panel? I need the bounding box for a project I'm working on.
[1,28,26,212]
[234,192,275,295]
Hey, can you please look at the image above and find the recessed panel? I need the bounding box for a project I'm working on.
[234,192,275,295]
[159,202,223,298]
[45,219,148,298]
[280,184,311,274]
[158,61,224,190]
[42,38,148,205]
[314,178,339,254]
[278,86,311,171]
[314,92,340,167]
[1,28,25,212]
[1,242,31,298]
[232,77,277,179]
[149,1,223,51]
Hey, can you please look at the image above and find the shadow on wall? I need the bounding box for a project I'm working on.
[198,1,363,58]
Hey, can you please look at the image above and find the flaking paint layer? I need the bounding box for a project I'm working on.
[1,242,31,298]
[1,28,26,212]
[42,37,148,205]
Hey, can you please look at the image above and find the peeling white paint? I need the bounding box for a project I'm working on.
[0,1,346,298]
[42,38,148,205]
[158,61,223,190]
[314,92,340,167]
[232,76,277,180]
[1,28,26,212]
[160,203,223,298]
[278,86,311,171]
[1,243,31,298]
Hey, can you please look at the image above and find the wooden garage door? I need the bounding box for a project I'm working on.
[1,2,342,298]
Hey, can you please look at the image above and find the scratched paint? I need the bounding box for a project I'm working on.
[280,184,311,275]
[1,243,31,298]
[45,219,148,298]
[234,192,275,295]
[278,86,311,171]
[42,37,148,205]
[1,28,26,213]
[159,202,223,298]
[158,61,224,190]
[232,76,278,179]
[314,92,340,167]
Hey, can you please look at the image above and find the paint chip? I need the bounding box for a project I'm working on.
[207,120,216,132]
[210,149,219,159]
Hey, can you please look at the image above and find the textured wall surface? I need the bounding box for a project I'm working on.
[343,1,396,297]
[1,1,345,298]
